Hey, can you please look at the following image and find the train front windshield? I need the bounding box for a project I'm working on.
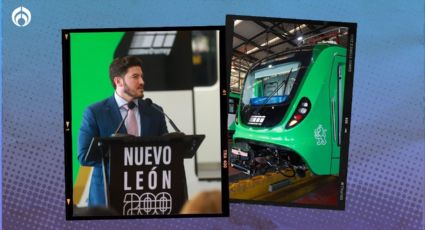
[241,62,301,107]
[239,50,312,128]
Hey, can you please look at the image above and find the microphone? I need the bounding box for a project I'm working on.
[145,98,181,133]
[112,101,136,136]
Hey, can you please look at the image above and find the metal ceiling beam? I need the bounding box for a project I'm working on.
[233,49,259,63]
[255,21,298,47]
[233,20,289,51]
[231,65,249,73]
[232,24,270,50]
[233,32,274,56]
[271,22,298,47]
[247,24,328,56]
[233,32,263,52]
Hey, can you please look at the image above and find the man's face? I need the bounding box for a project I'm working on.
[115,66,145,100]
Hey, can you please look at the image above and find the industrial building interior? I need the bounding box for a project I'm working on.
[228,18,349,207]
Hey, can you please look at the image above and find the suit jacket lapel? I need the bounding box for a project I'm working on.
[106,96,127,134]
[138,99,152,136]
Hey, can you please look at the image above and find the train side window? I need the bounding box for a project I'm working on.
[229,98,236,114]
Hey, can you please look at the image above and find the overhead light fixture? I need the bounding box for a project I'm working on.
[234,20,242,27]
[245,24,308,54]
[246,47,259,54]
[288,24,307,34]
[297,36,303,41]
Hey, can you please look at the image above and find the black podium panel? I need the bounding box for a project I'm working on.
[109,140,185,215]
[85,134,205,216]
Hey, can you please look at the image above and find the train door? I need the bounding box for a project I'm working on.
[329,55,346,174]
[228,92,240,138]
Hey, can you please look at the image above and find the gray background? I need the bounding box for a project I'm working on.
[2,0,424,229]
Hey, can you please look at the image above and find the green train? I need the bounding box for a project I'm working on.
[230,43,346,176]
[228,92,240,139]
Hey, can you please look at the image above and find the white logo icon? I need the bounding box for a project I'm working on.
[123,192,172,215]
[248,115,266,125]
[11,6,31,27]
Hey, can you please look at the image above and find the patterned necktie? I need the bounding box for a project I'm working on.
[125,102,138,136]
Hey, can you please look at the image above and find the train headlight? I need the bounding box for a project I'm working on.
[298,107,308,114]
[286,97,311,129]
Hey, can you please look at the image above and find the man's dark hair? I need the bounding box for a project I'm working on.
[109,56,143,89]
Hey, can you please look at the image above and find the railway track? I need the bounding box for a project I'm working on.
[229,169,337,203]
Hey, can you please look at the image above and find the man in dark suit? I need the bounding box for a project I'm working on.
[78,56,168,206]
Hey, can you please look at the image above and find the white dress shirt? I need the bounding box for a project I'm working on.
[114,92,141,136]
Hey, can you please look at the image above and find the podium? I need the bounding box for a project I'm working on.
[85,133,205,216]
